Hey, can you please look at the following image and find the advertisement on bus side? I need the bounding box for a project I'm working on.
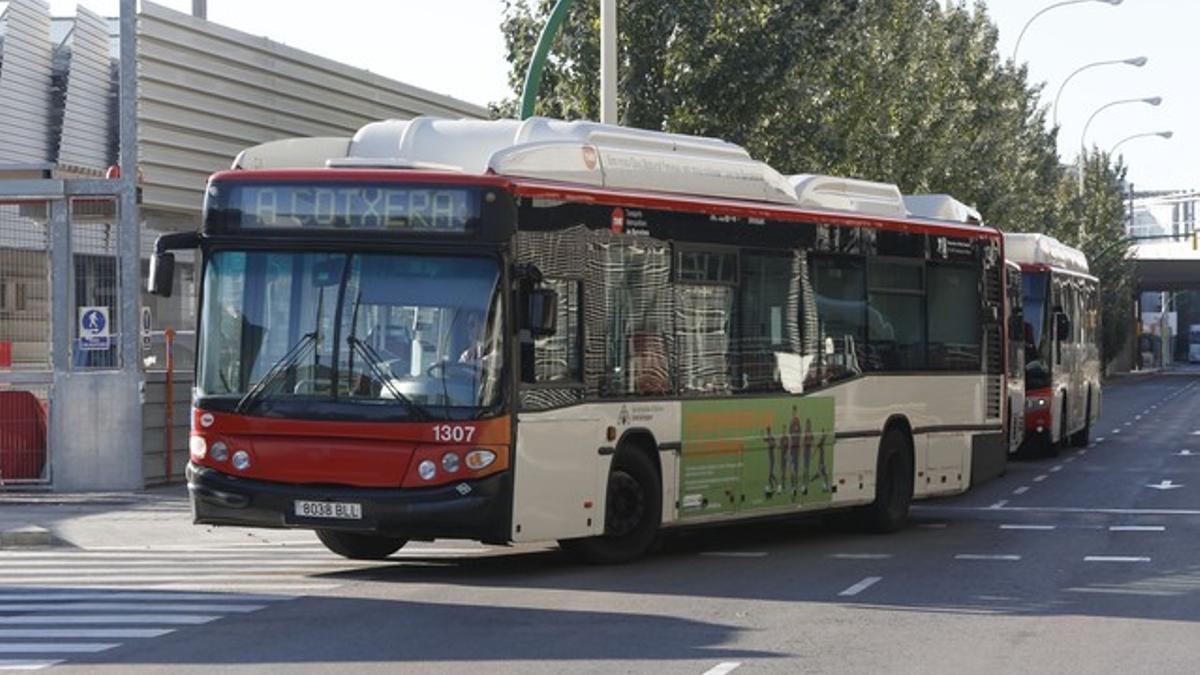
[679,397,836,518]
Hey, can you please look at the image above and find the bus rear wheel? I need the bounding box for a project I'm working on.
[560,449,661,565]
[861,428,913,533]
[315,530,407,560]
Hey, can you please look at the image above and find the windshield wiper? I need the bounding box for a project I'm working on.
[234,331,318,414]
[346,336,431,420]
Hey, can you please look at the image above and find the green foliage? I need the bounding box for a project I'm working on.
[497,0,1134,366]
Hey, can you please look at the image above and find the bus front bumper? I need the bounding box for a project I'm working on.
[186,463,512,543]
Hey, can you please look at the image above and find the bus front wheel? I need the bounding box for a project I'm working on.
[560,449,661,565]
[861,428,913,533]
[316,529,408,560]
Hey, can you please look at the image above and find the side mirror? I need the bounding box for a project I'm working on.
[148,252,175,297]
[526,288,558,338]
[1055,312,1072,342]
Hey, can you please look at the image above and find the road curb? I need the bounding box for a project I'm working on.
[0,525,54,548]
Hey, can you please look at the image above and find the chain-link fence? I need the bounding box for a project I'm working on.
[71,198,121,370]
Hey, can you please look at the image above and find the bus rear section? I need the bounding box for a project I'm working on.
[1004,233,1100,455]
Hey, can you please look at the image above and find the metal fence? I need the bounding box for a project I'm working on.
[71,198,122,371]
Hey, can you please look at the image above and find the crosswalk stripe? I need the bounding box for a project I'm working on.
[0,615,219,625]
[0,603,266,613]
[0,644,118,654]
[0,575,339,585]
[0,659,65,670]
[148,583,340,592]
[0,629,174,639]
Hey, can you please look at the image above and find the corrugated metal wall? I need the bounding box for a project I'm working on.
[136,1,491,220]
[0,0,55,166]
[56,6,113,173]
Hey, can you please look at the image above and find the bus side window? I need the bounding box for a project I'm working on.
[531,278,582,384]
[810,254,867,386]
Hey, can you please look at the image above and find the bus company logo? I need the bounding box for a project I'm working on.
[582,145,599,171]
[936,236,949,259]
[618,405,631,426]
[611,207,626,234]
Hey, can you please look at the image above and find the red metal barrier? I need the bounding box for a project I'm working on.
[0,390,48,481]
[0,342,11,369]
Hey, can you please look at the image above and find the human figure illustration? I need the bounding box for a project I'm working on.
[788,406,802,495]
[801,419,832,495]
[813,428,832,492]
[762,426,779,495]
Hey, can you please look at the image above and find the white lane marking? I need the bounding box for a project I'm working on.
[1135,415,1142,420]
[838,576,882,597]
[699,552,768,558]
[0,660,64,671]
[1033,475,1049,482]
[1012,486,1030,495]
[955,554,1022,561]
[702,663,742,675]
[0,629,173,639]
[1147,480,1184,491]
[1124,422,1132,427]
[1050,465,1064,472]
[1000,524,1055,530]
[1112,429,1122,434]
[0,644,117,654]
[989,500,1009,509]
[0,593,290,602]
[1084,556,1151,563]
[917,506,1200,515]
[830,553,893,560]
[1096,437,1105,443]
[1191,431,1200,436]
[1109,525,1166,532]
[1179,450,1195,456]
[0,603,266,613]
[147,583,341,593]
[0,615,218,625]
[1064,457,1076,463]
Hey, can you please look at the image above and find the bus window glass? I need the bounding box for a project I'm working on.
[811,256,866,385]
[677,284,734,394]
[1022,272,1050,389]
[597,240,672,397]
[927,265,981,370]
[534,278,581,383]
[867,260,926,371]
[736,252,800,392]
[198,251,503,419]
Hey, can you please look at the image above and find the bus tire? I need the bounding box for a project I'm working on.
[1071,394,1091,447]
[861,428,913,534]
[560,449,661,565]
[315,529,407,560]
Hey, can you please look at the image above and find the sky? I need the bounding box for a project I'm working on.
[29,0,1196,192]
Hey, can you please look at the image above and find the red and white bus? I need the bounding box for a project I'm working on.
[152,117,1008,563]
[1004,233,1100,454]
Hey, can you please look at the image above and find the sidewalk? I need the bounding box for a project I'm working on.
[0,483,318,550]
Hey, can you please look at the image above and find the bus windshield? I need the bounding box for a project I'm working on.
[197,251,503,420]
[1022,271,1050,390]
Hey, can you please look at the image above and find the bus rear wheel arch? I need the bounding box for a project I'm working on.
[315,529,408,560]
[559,446,662,565]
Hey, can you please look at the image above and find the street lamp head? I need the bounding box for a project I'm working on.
[1145,97,1163,106]
[1125,56,1149,67]
[1097,0,1123,5]
[1159,131,1175,139]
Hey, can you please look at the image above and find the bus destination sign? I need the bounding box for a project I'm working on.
[226,184,480,233]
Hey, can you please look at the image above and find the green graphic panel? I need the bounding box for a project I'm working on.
[679,397,835,519]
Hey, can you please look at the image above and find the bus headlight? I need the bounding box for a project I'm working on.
[441,452,460,473]
[465,449,496,471]
[189,436,207,461]
[418,460,437,481]
[210,441,229,462]
[1026,398,1049,411]
[231,450,251,471]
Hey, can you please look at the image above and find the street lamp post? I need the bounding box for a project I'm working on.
[1013,0,1124,63]
[1078,96,1162,195]
[1111,130,1174,156]
[1053,56,1148,129]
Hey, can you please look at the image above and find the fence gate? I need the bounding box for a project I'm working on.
[0,199,52,486]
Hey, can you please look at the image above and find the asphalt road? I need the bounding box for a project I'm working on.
[5,371,1200,673]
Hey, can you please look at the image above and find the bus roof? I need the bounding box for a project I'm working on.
[230,116,986,229]
[1003,233,1090,274]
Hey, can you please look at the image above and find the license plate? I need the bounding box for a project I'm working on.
[294,500,362,520]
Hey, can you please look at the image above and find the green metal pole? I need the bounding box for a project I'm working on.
[520,0,576,120]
